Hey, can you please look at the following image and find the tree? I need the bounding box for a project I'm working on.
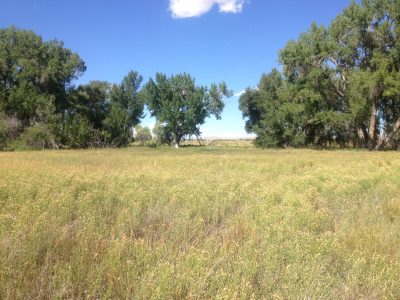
[0,26,86,149]
[240,69,307,147]
[63,72,144,148]
[144,73,232,147]
[279,22,354,147]
[241,0,400,150]
[53,81,111,148]
[102,71,144,147]
[0,27,145,149]
[327,0,400,149]
[70,81,110,130]
[0,26,85,126]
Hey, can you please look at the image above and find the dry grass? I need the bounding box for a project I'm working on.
[1,147,400,298]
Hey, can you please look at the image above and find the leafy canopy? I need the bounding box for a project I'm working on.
[144,73,232,146]
[240,0,400,150]
[0,27,145,149]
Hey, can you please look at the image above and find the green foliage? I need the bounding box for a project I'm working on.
[0,27,85,125]
[240,0,400,150]
[102,104,132,147]
[152,121,172,145]
[240,69,308,147]
[0,27,145,150]
[69,81,110,130]
[57,114,97,148]
[144,73,232,147]
[94,71,145,147]
[109,71,144,127]
[101,71,144,147]
[17,124,54,150]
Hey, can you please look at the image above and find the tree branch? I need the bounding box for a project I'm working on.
[376,118,400,150]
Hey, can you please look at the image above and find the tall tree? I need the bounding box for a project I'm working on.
[57,81,111,148]
[102,71,144,146]
[241,0,400,150]
[144,73,232,147]
[0,26,85,125]
[0,27,146,149]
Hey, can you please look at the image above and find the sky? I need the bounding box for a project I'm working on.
[1,0,352,138]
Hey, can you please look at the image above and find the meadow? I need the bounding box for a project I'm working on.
[1,146,400,299]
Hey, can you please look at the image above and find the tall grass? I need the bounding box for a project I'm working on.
[1,147,399,298]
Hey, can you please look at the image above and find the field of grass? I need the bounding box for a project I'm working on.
[1,146,400,298]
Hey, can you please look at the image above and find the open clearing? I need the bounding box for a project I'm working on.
[1,147,400,298]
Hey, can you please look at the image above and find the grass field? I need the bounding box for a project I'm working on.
[1,146,400,299]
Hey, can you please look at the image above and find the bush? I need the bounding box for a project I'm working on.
[60,115,95,148]
[18,124,53,150]
[0,114,23,150]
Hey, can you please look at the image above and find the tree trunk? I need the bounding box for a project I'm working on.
[376,118,400,150]
[172,134,181,148]
[368,99,377,150]
[196,134,204,146]
[357,127,367,148]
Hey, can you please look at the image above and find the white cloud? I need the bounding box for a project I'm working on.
[170,0,246,18]
[217,0,244,13]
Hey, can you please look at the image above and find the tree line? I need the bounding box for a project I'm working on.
[0,27,231,149]
[239,0,400,150]
[2,0,400,151]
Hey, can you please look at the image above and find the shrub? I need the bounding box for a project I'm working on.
[18,124,53,150]
[0,114,23,150]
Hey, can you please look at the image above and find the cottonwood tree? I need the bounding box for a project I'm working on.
[144,73,232,147]
[0,26,86,125]
[0,26,86,148]
[54,71,145,148]
[333,0,400,149]
[0,27,146,149]
[240,69,309,148]
[103,71,144,146]
[240,0,400,150]
[60,81,111,147]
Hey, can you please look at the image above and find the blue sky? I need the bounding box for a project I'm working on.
[1,0,352,138]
